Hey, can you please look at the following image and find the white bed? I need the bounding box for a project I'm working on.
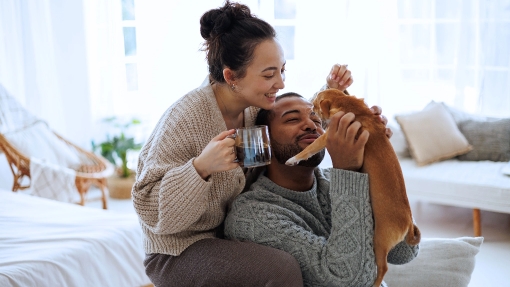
[0,189,151,287]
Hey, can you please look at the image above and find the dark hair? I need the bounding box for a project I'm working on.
[255,92,304,127]
[200,1,276,83]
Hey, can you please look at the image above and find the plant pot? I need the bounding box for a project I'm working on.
[107,174,136,199]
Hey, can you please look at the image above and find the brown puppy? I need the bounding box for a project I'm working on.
[286,89,420,287]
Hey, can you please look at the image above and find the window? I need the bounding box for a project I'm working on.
[259,0,297,60]
[396,0,510,115]
[121,0,138,91]
[86,0,509,128]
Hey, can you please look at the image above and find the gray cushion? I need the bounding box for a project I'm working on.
[384,237,483,287]
[457,118,510,162]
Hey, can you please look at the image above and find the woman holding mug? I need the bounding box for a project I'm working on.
[133,1,358,286]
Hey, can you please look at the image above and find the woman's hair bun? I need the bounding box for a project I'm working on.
[200,1,252,40]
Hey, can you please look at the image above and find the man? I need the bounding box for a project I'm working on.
[224,93,419,287]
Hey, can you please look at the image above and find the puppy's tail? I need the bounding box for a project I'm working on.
[405,223,421,246]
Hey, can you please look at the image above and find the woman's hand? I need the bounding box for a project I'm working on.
[326,111,369,171]
[193,129,239,180]
[326,64,353,91]
[370,105,392,139]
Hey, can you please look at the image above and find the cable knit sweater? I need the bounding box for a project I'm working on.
[224,168,419,287]
[132,77,260,256]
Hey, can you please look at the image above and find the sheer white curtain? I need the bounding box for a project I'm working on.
[0,0,93,147]
[284,0,510,121]
[388,0,510,118]
[477,0,510,117]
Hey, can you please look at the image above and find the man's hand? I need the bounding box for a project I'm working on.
[326,111,369,171]
[326,64,353,91]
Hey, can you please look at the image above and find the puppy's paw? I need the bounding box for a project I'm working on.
[285,157,301,166]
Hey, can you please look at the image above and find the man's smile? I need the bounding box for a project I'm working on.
[297,133,320,144]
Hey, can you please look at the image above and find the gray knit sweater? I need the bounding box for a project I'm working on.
[132,77,260,256]
[224,168,419,287]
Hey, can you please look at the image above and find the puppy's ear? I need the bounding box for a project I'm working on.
[319,99,332,118]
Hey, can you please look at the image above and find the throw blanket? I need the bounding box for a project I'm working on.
[28,157,77,203]
[0,84,39,134]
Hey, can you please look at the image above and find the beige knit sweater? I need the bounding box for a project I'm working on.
[132,77,259,256]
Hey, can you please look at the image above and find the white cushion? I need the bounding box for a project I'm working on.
[385,237,483,287]
[400,158,510,214]
[395,101,473,166]
[4,121,82,169]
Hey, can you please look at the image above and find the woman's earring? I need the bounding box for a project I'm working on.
[230,83,237,92]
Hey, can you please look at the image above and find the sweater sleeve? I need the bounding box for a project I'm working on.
[225,169,377,287]
[387,217,420,264]
[387,239,420,264]
[132,106,214,236]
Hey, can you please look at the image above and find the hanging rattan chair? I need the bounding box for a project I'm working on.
[0,85,114,209]
[0,132,113,208]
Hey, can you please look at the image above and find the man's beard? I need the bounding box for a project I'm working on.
[271,137,325,167]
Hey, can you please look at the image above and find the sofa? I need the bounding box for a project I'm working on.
[389,101,510,236]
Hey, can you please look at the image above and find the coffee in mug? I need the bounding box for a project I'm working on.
[233,125,271,168]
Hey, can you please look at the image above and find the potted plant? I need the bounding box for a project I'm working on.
[93,117,143,199]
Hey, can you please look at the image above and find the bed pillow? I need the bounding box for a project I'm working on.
[4,121,82,169]
[384,237,483,287]
[395,101,473,166]
[456,118,510,162]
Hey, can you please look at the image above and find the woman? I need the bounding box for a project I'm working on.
[133,1,355,286]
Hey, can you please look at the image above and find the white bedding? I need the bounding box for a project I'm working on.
[0,190,151,287]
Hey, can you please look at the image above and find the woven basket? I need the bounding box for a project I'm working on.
[107,174,135,199]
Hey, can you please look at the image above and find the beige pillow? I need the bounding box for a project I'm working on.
[395,101,473,166]
[385,237,483,287]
